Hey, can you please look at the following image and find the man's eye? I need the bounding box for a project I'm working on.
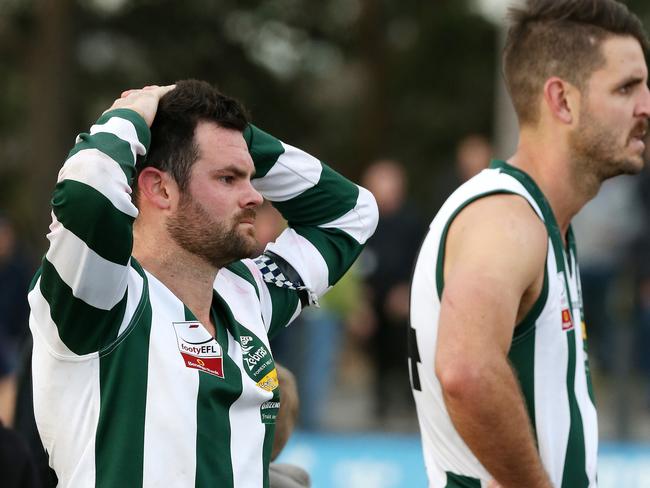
[219,176,234,184]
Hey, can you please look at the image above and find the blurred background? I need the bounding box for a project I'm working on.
[3,0,650,486]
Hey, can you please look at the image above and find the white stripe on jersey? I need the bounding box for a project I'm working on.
[46,214,129,310]
[318,186,377,244]
[58,148,138,218]
[252,143,322,202]
[142,272,199,487]
[88,115,147,161]
[265,229,330,297]
[533,262,571,487]
[29,280,79,359]
[31,337,100,487]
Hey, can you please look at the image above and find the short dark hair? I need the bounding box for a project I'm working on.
[503,0,649,125]
[134,79,250,200]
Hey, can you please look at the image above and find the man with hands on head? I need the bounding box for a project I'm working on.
[408,0,650,487]
[28,80,378,487]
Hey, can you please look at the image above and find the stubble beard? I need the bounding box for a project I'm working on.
[166,193,257,269]
[569,107,646,184]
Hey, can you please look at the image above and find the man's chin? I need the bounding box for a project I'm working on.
[233,233,259,260]
[625,154,645,174]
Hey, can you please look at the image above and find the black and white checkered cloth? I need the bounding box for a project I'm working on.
[253,253,316,307]
[254,254,306,291]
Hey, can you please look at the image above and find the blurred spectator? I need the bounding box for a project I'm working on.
[634,161,650,396]
[12,337,55,488]
[433,134,493,211]
[0,419,42,488]
[0,214,33,426]
[572,176,644,374]
[455,133,493,182]
[360,160,426,421]
[256,202,357,430]
[253,201,287,256]
[284,269,363,430]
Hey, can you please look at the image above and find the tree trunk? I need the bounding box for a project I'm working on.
[24,0,75,253]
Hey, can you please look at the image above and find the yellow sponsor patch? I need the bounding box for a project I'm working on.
[581,321,587,340]
[257,368,279,392]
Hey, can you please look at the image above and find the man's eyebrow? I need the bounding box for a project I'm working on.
[211,165,255,178]
[617,75,646,88]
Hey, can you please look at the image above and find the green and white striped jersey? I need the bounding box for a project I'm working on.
[29,109,378,488]
[409,160,597,488]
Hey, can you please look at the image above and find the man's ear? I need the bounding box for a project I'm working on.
[137,168,177,210]
[543,77,577,125]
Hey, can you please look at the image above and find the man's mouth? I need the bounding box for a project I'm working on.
[630,120,648,142]
[237,209,257,225]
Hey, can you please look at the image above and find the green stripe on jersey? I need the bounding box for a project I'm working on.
[507,266,549,443]
[97,108,151,152]
[561,328,589,488]
[274,165,359,226]
[226,261,260,299]
[508,326,538,442]
[245,125,285,179]
[262,422,274,488]
[445,472,481,487]
[513,266,548,341]
[52,180,134,265]
[292,226,362,286]
[193,300,242,488]
[95,267,151,487]
[265,285,300,338]
[39,259,127,354]
[68,132,137,182]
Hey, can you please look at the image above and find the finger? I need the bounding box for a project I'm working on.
[153,84,176,97]
[120,89,137,98]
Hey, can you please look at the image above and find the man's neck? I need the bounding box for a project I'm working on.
[507,130,602,239]
[133,227,218,336]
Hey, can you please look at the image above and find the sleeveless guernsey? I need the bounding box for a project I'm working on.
[409,160,597,488]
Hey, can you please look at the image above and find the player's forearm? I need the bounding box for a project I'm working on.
[440,357,552,488]
[244,124,376,232]
[245,124,378,292]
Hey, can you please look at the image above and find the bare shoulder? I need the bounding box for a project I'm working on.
[444,193,547,294]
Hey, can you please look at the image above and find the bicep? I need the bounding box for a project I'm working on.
[437,195,547,362]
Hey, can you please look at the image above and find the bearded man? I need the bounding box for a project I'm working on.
[28,80,378,487]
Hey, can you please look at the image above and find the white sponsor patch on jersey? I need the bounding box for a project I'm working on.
[558,273,574,331]
[172,321,224,378]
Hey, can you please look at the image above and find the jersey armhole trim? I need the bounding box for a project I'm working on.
[99,258,149,357]
[512,263,548,343]
[436,190,518,299]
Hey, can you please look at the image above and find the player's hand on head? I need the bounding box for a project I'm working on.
[105,84,175,127]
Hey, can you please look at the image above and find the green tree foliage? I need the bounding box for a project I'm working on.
[7,0,648,249]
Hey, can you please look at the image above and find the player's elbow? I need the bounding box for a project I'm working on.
[435,356,485,402]
[357,186,379,242]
